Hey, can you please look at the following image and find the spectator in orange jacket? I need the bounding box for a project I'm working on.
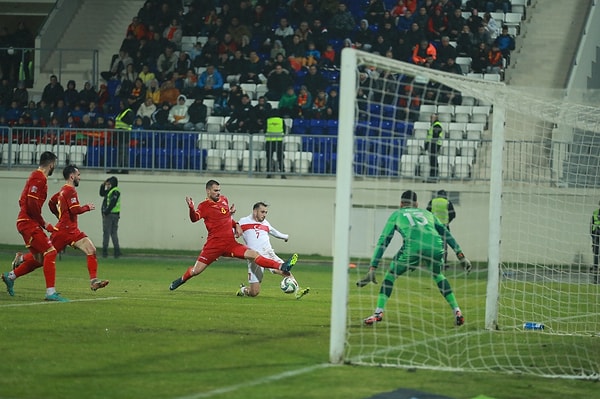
[412,39,437,66]
[486,43,504,75]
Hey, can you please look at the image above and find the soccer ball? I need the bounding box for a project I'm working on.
[280,276,298,294]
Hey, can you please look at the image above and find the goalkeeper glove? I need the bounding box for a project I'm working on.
[356,268,378,287]
[457,252,472,274]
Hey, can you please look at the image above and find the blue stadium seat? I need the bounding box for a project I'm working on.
[311,152,327,173]
[301,136,315,152]
[86,146,100,167]
[369,104,382,115]
[250,36,264,51]
[139,148,153,168]
[171,149,186,170]
[355,137,370,153]
[295,68,308,85]
[291,118,310,134]
[353,152,365,175]
[328,39,343,52]
[327,39,344,52]
[347,1,367,18]
[179,133,197,151]
[309,119,327,135]
[155,148,170,169]
[355,121,368,136]
[367,116,381,126]
[372,138,391,156]
[153,131,165,147]
[379,155,399,176]
[364,154,380,176]
[316,137,337,157]
[107,79,120,98]
[384,0,396,10]
[395,121,413,136]
[131,131,154,148]
[326,119,338,135]
[380,120,394,137]
[366,120,383,137]
[101,147,117,167]
[389,138,404,157]
[328,152,337,174]
[160,132,179,151]
[382,105,395,117]
[322,69,340,84]
[187,149,207,170]
[128,148,138,167]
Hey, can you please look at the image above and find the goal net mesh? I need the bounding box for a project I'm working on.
[335,49,600,380]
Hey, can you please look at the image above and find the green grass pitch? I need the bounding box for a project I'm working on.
[0,249,597,399]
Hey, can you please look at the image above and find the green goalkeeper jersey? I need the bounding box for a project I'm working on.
[370,207,462,268]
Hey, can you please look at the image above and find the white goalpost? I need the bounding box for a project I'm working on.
[330,48,600,380]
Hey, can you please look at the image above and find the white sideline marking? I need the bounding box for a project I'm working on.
[0,296,120,307]
[174,363,333,399]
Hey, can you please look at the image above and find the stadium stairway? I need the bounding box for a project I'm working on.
[34,0,144,93]
[505,0,591,89]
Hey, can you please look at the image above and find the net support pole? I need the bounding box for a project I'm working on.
[485,103,505,330]
[330,48,357,363]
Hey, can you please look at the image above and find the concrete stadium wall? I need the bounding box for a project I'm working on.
[0,171,596,265]
[567,0,600,95]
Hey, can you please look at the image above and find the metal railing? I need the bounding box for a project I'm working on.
[0,126,581,185]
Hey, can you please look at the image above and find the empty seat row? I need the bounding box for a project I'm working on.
[405,138,478,158]
[1,143,87,166]
[399,154,474,179]
[412,121,485,138]
[204,149,314,173]
[417,105,491,123]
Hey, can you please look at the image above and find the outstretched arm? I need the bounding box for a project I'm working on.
[70,202,94,215]
[269,225,289,242]
[186,196,200,222]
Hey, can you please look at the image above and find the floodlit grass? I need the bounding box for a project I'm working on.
[0,249,597,399]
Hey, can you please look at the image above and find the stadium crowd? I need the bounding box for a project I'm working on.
[0,0,517,136]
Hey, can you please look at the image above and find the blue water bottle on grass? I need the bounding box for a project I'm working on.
[523,322,544,330]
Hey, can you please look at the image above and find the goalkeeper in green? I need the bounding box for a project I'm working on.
[358,190,472,326]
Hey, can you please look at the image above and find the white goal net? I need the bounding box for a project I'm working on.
[330,48,600,380]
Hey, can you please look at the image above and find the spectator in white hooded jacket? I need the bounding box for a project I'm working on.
[168,94,190,130]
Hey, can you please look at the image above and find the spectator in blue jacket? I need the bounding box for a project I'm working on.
[494,25,515,65]
[196,64,224,99]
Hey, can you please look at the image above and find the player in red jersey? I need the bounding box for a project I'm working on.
[1,151,68,302]
[46,165,109,291]
[169,179,299,291]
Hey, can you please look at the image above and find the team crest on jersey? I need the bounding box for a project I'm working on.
[31,185,38,193]
[253,224,268,233]
[219,198,228,214]
[70,197,77,204]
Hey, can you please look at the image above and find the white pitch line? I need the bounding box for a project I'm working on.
[0,296,121,307]
[174,363,334,399]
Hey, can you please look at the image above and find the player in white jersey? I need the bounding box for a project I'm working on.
[236,202,309,299]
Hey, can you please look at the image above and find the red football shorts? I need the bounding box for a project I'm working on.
[50,229,88,252]
[16,221,53,254]
[197,238,248,265]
